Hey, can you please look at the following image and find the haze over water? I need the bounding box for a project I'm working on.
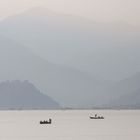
[0,110,140,140]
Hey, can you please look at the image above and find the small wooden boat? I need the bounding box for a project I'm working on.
[40,119,52,124]
[90,114,104,119]
[90,116,104,119]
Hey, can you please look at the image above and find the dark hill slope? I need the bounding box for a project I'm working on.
[0,80,60,109]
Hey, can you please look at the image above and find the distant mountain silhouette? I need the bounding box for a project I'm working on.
[102,72,140,109]
[0,7,140,81]
[107,72,140,99]
[0,34,140,108]
[0,35,106,108]
[0,80,60,109]
[0,7,140,108]
[113,89,140,109]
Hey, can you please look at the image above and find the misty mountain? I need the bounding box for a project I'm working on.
[0,35,106,107]
[0,7,140,81]
[107,89,140,109]
[107,72,140,98]
[103,72,140,109]
[0,80,60,109]
[1,7,140,108]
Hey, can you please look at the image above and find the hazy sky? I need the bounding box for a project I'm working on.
[0,0,140,26]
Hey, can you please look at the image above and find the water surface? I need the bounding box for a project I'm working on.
[0,110,140,140]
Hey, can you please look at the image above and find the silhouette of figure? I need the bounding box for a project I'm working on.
[49,119,52,124]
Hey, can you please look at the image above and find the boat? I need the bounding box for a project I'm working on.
[90,114,104,119]
[40,119,52,124]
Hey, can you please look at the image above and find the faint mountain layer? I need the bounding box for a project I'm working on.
[0,7,140,81]
[0,80,60,109]
[0,35,140,108]
[1,7,140,108]
[101,72,140,109]
[0,35,105,108]
[111,89,140,109]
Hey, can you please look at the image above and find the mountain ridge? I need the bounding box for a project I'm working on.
[0,7,140,81]
[0,34,105,107]
[0,7,140,108]
[0,80,60,109]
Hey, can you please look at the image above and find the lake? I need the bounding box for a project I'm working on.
[0,110,140,140]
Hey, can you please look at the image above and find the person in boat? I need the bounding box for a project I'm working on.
[48,119,52,124]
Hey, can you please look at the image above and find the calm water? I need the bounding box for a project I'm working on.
[0,110,140,140]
